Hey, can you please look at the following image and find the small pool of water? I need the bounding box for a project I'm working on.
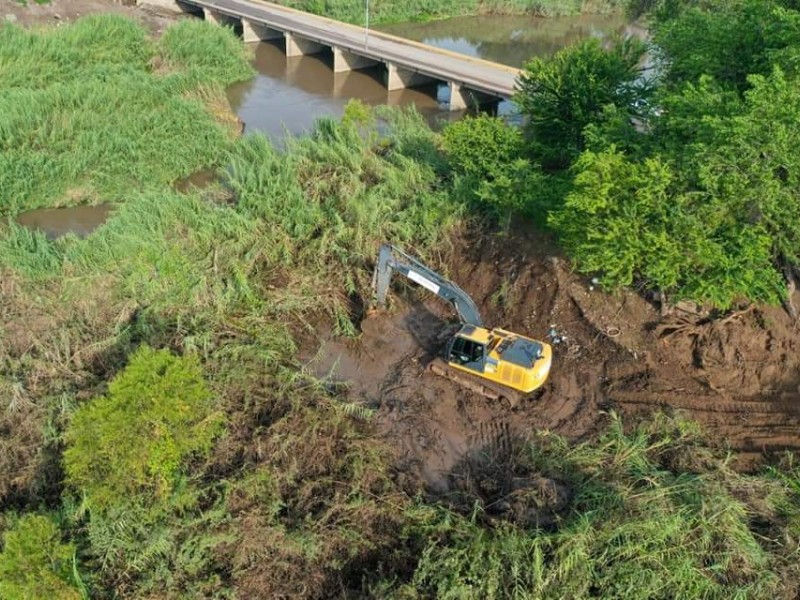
[16,204,114,239]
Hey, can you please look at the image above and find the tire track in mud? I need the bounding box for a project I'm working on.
[610,391,800,416]
[467,419,516,456]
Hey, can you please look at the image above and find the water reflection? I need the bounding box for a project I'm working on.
[381,14,632,67]
[227,41,458,137]
[16,204,113,239]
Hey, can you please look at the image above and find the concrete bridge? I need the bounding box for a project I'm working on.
[147,0,522,110]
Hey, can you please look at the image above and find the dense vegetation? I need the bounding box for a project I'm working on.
[2,5,800,599]
[442,0,800,308]
[0,16,252,216]
[274,0,625,25]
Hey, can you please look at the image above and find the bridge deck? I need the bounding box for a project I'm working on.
[184,0,522,98]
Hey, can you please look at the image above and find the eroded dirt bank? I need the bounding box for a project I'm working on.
[304,225,800,490]
[1,0,174,30]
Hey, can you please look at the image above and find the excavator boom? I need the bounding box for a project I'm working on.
[372,244,483,327]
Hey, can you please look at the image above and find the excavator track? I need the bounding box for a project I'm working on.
[428,358,525,408]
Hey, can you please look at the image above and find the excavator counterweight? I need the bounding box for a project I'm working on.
[371,244,552,405]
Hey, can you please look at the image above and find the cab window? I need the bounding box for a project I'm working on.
[449,337,484,365]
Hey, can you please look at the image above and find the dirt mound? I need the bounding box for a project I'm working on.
[607,306,800,467]
[301,225,800,491]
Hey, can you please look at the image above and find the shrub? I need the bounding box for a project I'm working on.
[443,115,548,217]
[0,513,83,600]
[443,115,524,180]
[63,346,224,509]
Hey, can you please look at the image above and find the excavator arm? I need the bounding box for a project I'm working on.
[372,243,483,327]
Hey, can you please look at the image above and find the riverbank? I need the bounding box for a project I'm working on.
[2,0,625,30]
[274,0,626,25]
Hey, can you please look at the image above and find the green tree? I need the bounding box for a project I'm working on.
[442,115,549,217]
[515,37,648,169]
[63,346,224,510]
[549,147,784,307]
[0,514,83,600]
[647,67,800,289]
[626,0,726,20]
[550,149,685,289]
[691,69,800,269]
[653,0,800,91]
[648,76,744,159]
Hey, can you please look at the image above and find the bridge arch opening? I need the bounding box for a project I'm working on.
[173,0,203,17]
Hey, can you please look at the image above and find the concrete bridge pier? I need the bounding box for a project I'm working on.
[385,63,435,91]
[448,82,499,111]
[332,47,378,73]
[242,20,283,43]
[284,32,325,57]
[448,82,476,111]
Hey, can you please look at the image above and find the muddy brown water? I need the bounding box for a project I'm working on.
[174,169,218,193]
[15,204,114,239]
[227,14,631,137]
[15,171,218,239]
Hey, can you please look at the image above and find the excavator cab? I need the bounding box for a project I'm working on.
[447,326,490,371]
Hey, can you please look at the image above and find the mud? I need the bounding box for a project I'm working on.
[174,169,219,193]
[304,224,800,494]
[1,0,173,32]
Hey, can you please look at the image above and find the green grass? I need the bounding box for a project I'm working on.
[0,16,253,216]
[0,223,62,279]
[159,18,255,84]
[223,108,459,328]
[401,414,799,599]
[0,21,461,592]
[275,0,626,24]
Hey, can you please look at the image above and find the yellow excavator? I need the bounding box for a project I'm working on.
[372,244,552,405]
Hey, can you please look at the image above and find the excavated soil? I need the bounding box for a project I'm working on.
[303,225,800,491]
[1,0,177,32]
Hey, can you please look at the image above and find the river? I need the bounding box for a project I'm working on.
[227,13,631,137]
